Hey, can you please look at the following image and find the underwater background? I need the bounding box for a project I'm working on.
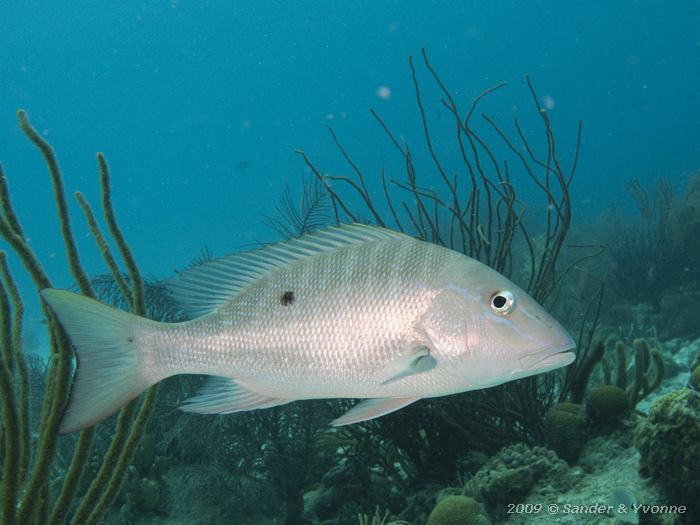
[0,1,699,524]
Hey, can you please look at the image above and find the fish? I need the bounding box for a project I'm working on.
[41,223,576,434]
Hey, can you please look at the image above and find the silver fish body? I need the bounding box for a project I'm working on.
[42,224,575,433]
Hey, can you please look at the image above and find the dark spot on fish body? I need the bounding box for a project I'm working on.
[281,290,295,306]
[126,335,134,343]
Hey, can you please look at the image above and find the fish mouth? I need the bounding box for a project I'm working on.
[529,349,576,369]
[518,335,577,370]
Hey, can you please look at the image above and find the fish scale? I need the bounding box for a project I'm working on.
[187,237,447,396]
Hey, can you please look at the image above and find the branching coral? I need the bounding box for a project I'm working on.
[293,49,595,473]
[264,174,332,239]
[668,173,700,265]
[297,49,581,306]
[357,508,409,525]
[606,174,700,312]
[567,338,664,411]
[0,110,154,524]
[608,338,665,408]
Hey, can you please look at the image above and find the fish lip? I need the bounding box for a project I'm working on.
[518,337,577,370]
[531,349,577,369]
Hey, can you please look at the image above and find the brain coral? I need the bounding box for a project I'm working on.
[635,388,700,522]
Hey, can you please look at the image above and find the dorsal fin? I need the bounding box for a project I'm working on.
[167,223,407,318]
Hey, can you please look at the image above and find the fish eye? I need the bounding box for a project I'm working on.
[490,290,515,315]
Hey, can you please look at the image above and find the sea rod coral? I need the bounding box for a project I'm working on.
[0,110,154,525]
[295,49,599,477]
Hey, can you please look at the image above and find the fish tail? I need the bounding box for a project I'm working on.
[41,288,161,434]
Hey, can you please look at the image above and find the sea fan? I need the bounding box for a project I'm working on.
[264,174,331,238]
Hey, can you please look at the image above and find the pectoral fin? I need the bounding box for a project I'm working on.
[331,397,419,426]
[378,345,436,385]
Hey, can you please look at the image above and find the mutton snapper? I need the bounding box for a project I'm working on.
[42,223,576,434]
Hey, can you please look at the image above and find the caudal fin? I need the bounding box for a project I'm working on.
[41,289,159,434]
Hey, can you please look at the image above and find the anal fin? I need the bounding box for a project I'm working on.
[331,397,418,426]
[180,376,291,414]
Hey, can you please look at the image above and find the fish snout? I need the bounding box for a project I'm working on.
[518,329,576,370]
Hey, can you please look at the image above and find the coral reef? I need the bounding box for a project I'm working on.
[296,49,588,488]
[635,388,700,523]
[0,111,153,524]
[305,459,372,523]
[305,456,404,525]
[463,443,571,519]
[585,385,629,424]
[667,173,700,271]
[618,339,665,407]
[7,58,680,525]
[543,403,588,463]
[426,496,490,525]
[604,174,700,339]
[690,365,700,391]
[569,338,664,414]
[0,60,585,525]
[604,178,677,306]
[503,426,673,525]
[115,434,174,523]
[569,340,606,404]
[356,508,408,525]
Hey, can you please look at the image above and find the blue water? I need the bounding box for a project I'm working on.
[1,3,699,523]
[1,0,697,261]
[0,2,698,333]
